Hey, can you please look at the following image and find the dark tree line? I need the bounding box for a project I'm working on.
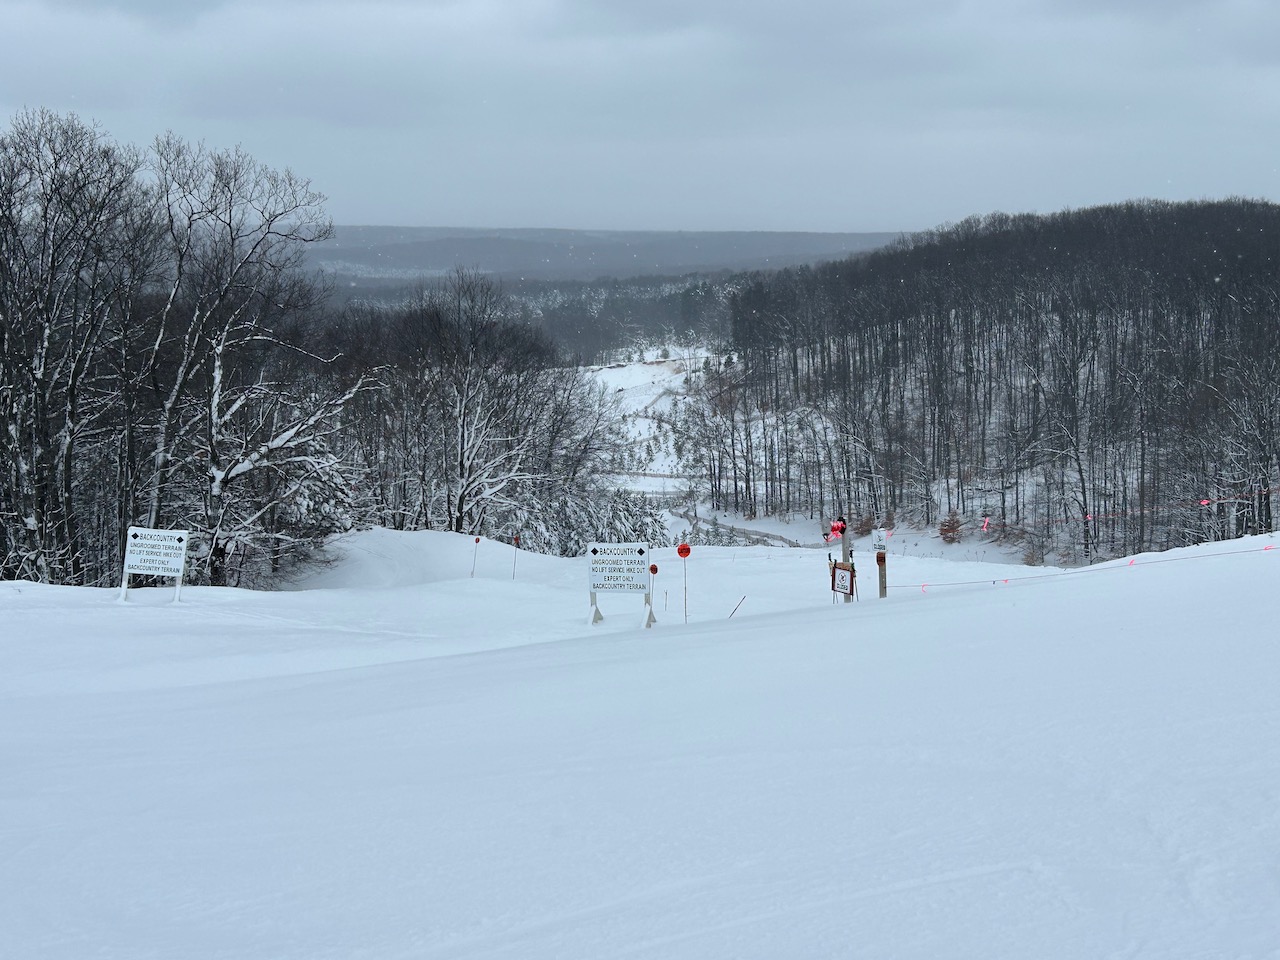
[506,275,732,364]
[673,200,1280,561]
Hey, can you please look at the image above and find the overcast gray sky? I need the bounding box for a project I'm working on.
[3,0,1277,232]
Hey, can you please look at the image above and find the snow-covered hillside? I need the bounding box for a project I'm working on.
[586,350,1031,556]
[3,528,1279,959]
[591,352,692,501]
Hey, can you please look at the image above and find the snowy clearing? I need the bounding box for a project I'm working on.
[3,529,1279,959]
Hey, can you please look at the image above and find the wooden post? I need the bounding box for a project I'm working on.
[875,527,888,599]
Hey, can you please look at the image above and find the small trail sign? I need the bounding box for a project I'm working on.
[831,560,856,597]
[874,527,888,598]
[120,526,189,601]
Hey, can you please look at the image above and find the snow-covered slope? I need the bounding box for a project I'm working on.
[3,530,1279,959]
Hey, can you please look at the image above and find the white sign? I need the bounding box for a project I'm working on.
[832,562,855,596]
[123,526,189,579]
[873,528,888,553]
[588,541,650,592]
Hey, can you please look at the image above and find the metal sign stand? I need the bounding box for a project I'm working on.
[842,528,853,603]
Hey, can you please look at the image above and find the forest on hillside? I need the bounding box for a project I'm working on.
[675,199,1280,562]
[3,108,1277,586]
[0,111,666,588]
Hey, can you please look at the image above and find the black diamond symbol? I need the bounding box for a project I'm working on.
[590,548,599,555]
[131,532,139,539]
[176,537,184,544]
[637,548,645,556]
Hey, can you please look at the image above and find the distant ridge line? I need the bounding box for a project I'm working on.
[309,225,898,285]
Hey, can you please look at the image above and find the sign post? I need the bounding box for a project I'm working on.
[120,526,189,602]
[677,542,691,623]
[874,527,888,599]
[841,524,853,603]
[588,542,655,628]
